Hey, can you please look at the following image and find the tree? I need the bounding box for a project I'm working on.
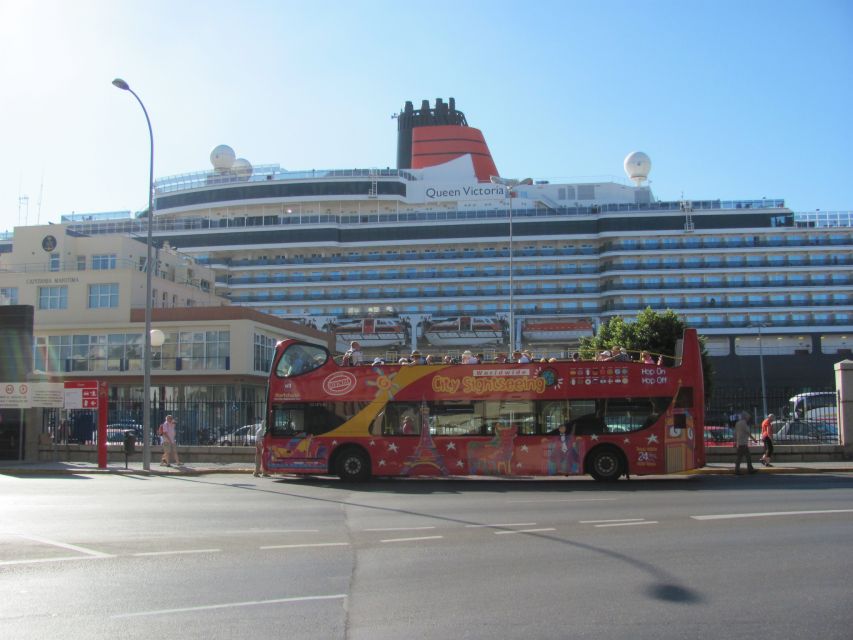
[579,308,714,397]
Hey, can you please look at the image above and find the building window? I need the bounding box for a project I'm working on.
[254,333,277,372]
[38,286,67,310]
[88,283,119,308]
[92,254,117,270]
[77,256,86,271]
[0,287,19,304]
[49,253,60,272]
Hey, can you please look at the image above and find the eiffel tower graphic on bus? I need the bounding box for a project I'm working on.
[400,402,449,476]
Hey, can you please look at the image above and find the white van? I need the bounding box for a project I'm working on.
[786,391,837,425]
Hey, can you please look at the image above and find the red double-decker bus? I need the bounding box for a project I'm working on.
[261,330,704,482]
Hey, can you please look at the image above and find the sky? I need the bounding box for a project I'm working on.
[1,0,852,233]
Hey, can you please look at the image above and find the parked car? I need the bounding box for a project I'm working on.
[772,419,838,444]
[217,423,261,447]
[102,422,143,445]
[704,425,735,445]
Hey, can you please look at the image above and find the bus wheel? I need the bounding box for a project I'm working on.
[336,448,371,482]
[587,447,624,482]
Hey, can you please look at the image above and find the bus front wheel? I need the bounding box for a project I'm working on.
[336,448,371,482]
[587,447,624,482]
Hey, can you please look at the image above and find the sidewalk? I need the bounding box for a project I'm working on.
[0,460,851,477]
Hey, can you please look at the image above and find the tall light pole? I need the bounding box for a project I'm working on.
[113,78,155,470]
[753,322,768,419]
[490,176,533,354]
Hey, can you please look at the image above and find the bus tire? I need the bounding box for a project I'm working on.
[586,446,624,482]
[335,447,371,482]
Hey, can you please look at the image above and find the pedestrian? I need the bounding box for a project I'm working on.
[734,411,758,475]
[159,415,180,467]
[253,421,269,477]
[760,413,775,467]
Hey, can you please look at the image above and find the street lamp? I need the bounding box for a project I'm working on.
[112,78,155,470]
[490,176,533,354]
[752,322,768,419]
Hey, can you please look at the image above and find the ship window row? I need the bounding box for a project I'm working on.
[607,252,849,270]
[199,236,851,268]
[34,330,231,373]
[701,335,853,357]
[607,273,850,288]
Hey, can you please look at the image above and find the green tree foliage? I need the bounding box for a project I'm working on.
[579,308,714,397]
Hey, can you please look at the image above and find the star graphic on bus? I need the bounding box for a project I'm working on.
[378,459,386,467]
[646,434,659,444]
[445,442,456,451]
[520,444,529,452]
[369,440,376,446]
[455,460,464,468]
[387,442,399,453]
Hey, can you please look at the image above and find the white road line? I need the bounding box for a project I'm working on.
[111,594,348,619]
[464,522,537,528]
[224,529,319,534]
[594,521,658,528]
[0,555,111,567]
[579,518,645,524]
[380,535,444,543]
[132,548,221,557]
[507,498,618,504]
[494,528,557,535]
[363,526,437,532]
[692,508,853,521]
[11,533,112,558]
[260,542,350,550]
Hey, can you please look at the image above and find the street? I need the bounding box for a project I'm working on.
[1,472,852,639]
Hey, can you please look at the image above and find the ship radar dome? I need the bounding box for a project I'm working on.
[211,145,236,170]
[233,157,253,180]
[624,151,651,186]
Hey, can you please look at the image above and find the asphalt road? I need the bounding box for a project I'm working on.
[2,472,852,640]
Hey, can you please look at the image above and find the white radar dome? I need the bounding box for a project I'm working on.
[233,158,253,179]
[624,151,651,186]
[210,145,236,170]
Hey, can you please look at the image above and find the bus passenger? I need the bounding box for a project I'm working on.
[342,341,363,365]
[399,416,415,434]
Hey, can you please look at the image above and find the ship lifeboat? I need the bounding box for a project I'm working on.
[423,316,504,347]
[333,318,407,351]
[522,319,594,342]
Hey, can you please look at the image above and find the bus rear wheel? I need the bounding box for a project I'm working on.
[587,447,624,482]
[336,448,371,482]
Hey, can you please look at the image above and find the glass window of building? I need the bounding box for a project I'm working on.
[88,283,119,308]
[92,254,117,270]
[38,286,67,310]
[0,287,18,304]
[49,253,60,271]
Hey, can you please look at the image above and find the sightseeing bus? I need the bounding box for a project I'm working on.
[261,329,705,482]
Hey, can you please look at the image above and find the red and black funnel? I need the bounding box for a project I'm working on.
[396,98,498,182]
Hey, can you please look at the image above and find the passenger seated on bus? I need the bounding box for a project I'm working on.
[399,416,416,435]
[282,348,309,376]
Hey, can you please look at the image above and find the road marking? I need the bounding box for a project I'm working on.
[594,521,658,528]
[111,594,348,619]
[363,526,436,532]
[507,498,618,504]
[494,528,556,535]
[11,533,112,558]
[380,535,443,543]
[260,542,350,550]
[0,555,111,567]
[464,522,537,528]
[579,518,645,524]
[132,549,221,557]
[692,508,853,521]
[224,529,319,534]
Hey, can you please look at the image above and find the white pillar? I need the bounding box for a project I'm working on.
[834,359,853,458]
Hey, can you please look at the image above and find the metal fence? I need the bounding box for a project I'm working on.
[707,387,839,445]
[43,400,267,447]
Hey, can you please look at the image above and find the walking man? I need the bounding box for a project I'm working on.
[253,421,269,477]
[734,411,758,475]
[760,413,775,467]
[159,415,181,467]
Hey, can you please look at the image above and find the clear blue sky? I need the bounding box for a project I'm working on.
[1,0,851,232]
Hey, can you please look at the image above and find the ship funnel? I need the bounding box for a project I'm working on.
[395,98,497,181]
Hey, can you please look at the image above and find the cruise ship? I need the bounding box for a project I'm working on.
[50,98,853,392]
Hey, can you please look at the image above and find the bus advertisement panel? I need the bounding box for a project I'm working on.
[262,329,704,482]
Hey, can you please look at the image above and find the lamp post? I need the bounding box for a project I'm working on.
[753,322,768,419]
[490,176,533,354]
[112,78,155,470]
